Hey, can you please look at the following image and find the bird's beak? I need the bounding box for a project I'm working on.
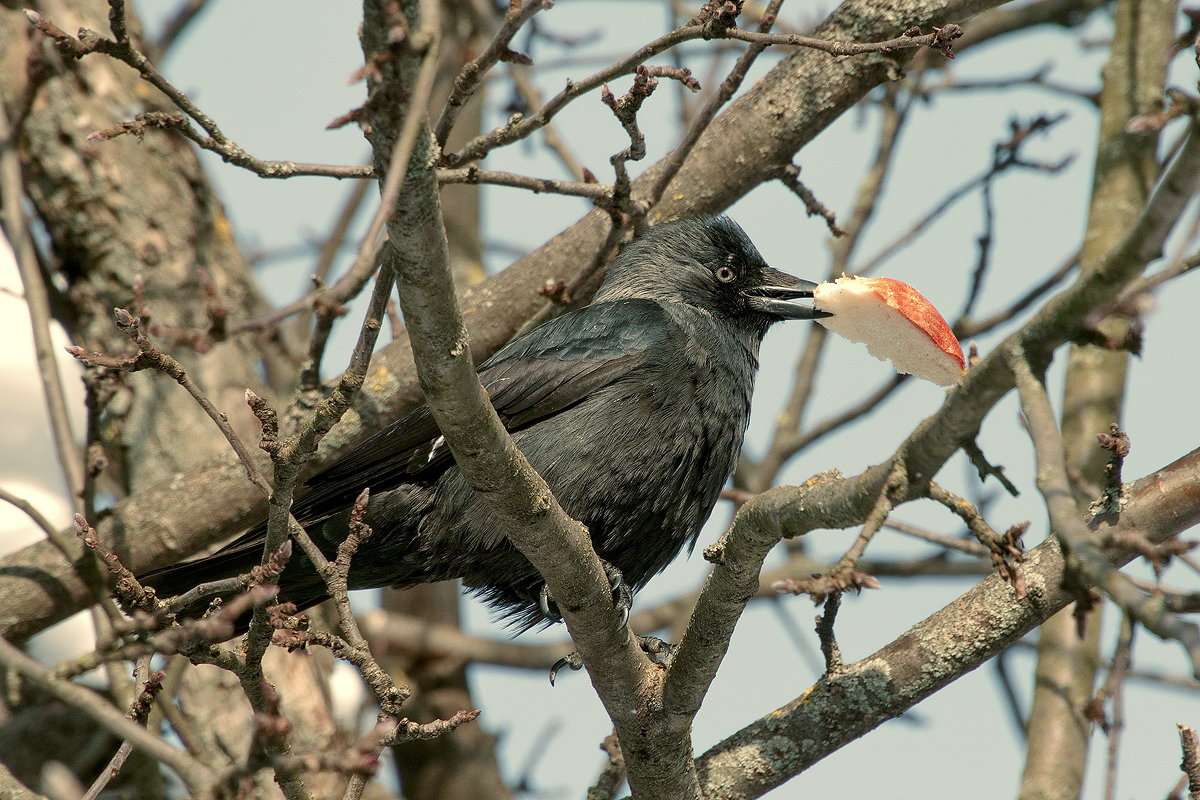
[744,269,832,320]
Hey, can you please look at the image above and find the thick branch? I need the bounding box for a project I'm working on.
[366,3,704,796]
[694,446,1200,798]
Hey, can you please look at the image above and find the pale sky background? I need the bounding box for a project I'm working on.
[2,1,1198,798]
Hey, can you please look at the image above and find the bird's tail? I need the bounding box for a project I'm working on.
[139,545,260,600]
[138,535,328,631]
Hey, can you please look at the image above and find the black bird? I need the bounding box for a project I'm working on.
[143,216,829,632]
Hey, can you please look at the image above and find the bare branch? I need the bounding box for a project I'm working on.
[65,309,274,498]
[26,8,373,180]
[150,0,213,57]
[1007,342,1200,678]
[695,445,1200,797]
[0,98,83,498]
[0,635,217,793]
[437,165,612,200]
[718,22,964,59]
[434,0,553,146]
[1180,724,1200,800]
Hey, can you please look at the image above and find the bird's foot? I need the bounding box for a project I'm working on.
[636,634,676,666]
[548,635,677,685]
[538,583,561,623]
[605,561,633,628]
[537,559,633,629]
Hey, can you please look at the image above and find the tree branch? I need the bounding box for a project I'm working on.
[694,445,1200,798]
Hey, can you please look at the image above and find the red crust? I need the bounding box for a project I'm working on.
[858,277,965,369]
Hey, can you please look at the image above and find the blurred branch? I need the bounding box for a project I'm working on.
[853,114,1071,277]
[434,0,552,146]
[0,96,83,498]
[0,636,216,793]
[26,8,373,179]
[360,610,565,669]
[1097,617,1134,800]
[149,0,212,59]
[509,65,587,180]
[956,251,1078,338]
[80,663,162,800]
[0,763,50,800]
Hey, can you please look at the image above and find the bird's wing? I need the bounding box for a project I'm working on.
[289,297,673,527]
[146,299,672,586]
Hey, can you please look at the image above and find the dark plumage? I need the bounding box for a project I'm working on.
[142,216,828,631]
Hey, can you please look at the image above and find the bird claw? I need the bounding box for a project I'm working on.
[603,561,633,630]
[636,635,676,666]
[538,560,634,630]
[548,635,676,685]
[538,584,562,623]
[549,651,584,685]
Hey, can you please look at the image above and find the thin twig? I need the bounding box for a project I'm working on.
[81,664,164,800]
[1100,616,1134,800]
[269,492,408,715]
[0,98,84,499]
[884,519,990,557]
[956,250,1078,338]
[0,635,216,793]
[434,0,553,146]
[776,164,847,236]
[65,310,273,498]
[927,481,1026,596]
[26,9,373,180]
[833,459,906,575]
[316,183,374,287]
[446,18,953,167]
[644,0,788,210]
[0,487,75,559]
[229,236,385,335]
[1006,341,1200,679]
[853,115,1071,277]
[718,22,963,58]
[815,593,843,674]
[438,165,612,199]
[509,66,588,180]
[445,25,705,166]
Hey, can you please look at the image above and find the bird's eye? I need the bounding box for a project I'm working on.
[716,265,737,283]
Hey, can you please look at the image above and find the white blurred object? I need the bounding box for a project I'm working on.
[0,233,96,673]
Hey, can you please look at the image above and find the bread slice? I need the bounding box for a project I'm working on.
[813,276,965,386]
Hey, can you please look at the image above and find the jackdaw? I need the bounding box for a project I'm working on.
[142,215,830,631]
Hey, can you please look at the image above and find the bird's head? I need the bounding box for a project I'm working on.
[594,216,830,330]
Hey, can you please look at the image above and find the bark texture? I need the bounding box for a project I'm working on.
[1019,1,1176,796]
